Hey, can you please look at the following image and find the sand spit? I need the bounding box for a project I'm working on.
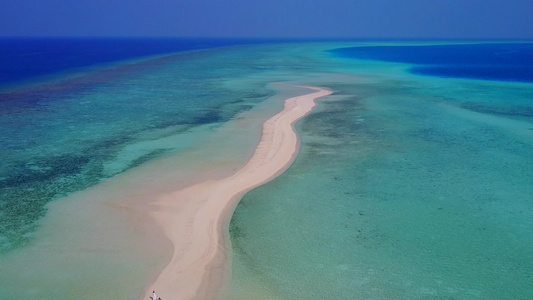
[142,86,332,300]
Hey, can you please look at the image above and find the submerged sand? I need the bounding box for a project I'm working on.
[142,86,332,300]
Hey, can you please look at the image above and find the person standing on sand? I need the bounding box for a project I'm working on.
[151,291,157,300]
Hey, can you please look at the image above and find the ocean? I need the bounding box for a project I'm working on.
[329,42,533,83]
[0,38,267,85]
[0,38,269,253]
[223,41,533,300]
[0,39,532,299]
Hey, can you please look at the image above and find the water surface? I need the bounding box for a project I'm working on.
[1,40,532,299]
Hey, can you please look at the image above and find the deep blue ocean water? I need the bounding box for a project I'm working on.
[330,43,533,83]
[0,38,265,85]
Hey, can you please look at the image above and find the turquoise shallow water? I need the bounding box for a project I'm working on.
[0,41,352,299]
[0,41,532,299]
[223,43,533,299]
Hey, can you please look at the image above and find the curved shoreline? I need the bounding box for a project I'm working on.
[142,86,332,300]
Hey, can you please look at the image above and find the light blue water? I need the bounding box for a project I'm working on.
[0,41,347,299]
[223,42,533,299]
[1,41,532,299]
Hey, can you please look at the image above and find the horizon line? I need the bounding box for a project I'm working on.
[0,35,532,42]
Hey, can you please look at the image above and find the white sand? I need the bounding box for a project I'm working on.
[142,86,332,300]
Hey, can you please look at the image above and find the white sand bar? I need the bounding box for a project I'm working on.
[142,86,332,300]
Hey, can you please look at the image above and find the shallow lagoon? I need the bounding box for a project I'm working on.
[223,42,533,299]
[0,41,532,299]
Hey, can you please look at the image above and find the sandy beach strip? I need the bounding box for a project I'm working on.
[141,86,332,300]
